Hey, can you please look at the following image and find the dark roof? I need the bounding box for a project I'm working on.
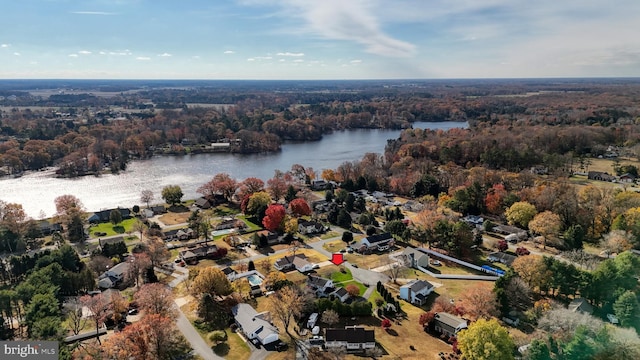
[364,233,393,244]
[100,236,125,246]
[179,244,219,260]
[488,252,517,266]
[325,327,375,343]
[274,254,308,268]
[404,279,433,293]
[333,287,349,298]
[308,275,330,288]
[89,208,131,223]
[222,267,237,276]
[194,197,212,208]
[151,205,166,214]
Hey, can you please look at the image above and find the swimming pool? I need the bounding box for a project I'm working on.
[247,274,263,286]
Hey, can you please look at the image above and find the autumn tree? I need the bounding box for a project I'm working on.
[528,210,562,249]
[140,189,154,208]
[198,173,238,202]
[245,191,272,218]
[80,293,112,344]
[65,299,86,336]
[485,183,508,215]
[238,177,264,198]
[512,255,547,291]
[505,201,537,229]
[263,204,286,232]
[161,185,183,206]
[289,198,312,217]
[601,230,634,256]
[457,318,515,360]
[284,217,299,236]
[346,284,360,297]
[190,267,233,299]
[134,283,176,319]
[267,285,310,339]
[267,173,288,201]
[321,309,340,327]
[128,253,151,288]
[459,284,499,321]
[54,194,87,242]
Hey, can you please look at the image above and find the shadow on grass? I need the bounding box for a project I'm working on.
[385,328,399,336]
[112,225,125,234]
[169,204,190,213]
[213,343,230,356]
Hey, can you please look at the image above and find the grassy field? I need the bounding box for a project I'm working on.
[88,218,137,237]
[158,211,191,225]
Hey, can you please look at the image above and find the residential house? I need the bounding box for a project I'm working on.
[307,275,335,294]
[273,254,315,273]
[39,221,62,236]
[399,279,434,306]
[588,171,616,182]
[324,327,376,351]
[298,220,327,235]
[215,217,246,231]
[194,197,212,209]
[232,303,280,345]
[162,228,195,241]
[493,224,528,239]
[331,287,351,303]
[568,298,594,315]
[98,261,131,289]
[151,205,166,215]
[359,233,394,252]
[222,267,237,280]
[310,179,331,190]
[433,312,468,338]
[487,252,517,267]
[178,244,221,265]
[402,247,430,272]
[619,173,636,183]
[88,208,131,224]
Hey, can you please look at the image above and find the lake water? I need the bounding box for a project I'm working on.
[0,121,467,217]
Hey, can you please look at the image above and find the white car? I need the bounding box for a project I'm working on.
[607,314,619,324]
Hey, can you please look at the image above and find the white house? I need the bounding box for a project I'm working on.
[307,275,335,294]
[298,220,327,235]
[331,287,351,303]
[433,312,467,338]
[232,303,280,345]
[97,261,130,289]
[402,247,430,272]
[399,279,434,306]
[273,254,315,273]
[324,327,375,351]
[359,233,394,252]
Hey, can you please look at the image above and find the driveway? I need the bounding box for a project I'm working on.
[175,306,223,360]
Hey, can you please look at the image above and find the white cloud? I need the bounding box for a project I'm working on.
[158,53,172,57]
[277,52,304,57]
[78,50,92,55]
[192,55,201,59]
[72,11,116,16]
[223,50,235,54]
[109,50,132,56]
[255,56,273,60]
[293,59,304,63]
[99,51,107,55]
[279,59,286,62]
[247,58,256,61]
[68,54,79,57]
[245,1,415,57]
[350,59,362,63]
[136,56,151,61]
[1,44,9,48]
[13,52,20,56]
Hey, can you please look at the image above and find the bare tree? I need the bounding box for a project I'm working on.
[65,300,87,335]
[141,189,154,209]
[383,254,406,284]
[267,285,311,339]
[80,293,112,344]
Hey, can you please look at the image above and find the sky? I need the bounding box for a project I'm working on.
[1,0,639,80]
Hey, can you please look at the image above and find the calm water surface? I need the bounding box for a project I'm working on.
[0,122,467,217]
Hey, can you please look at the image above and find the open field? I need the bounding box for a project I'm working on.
[158,211,191,225]
[88,218,137,237]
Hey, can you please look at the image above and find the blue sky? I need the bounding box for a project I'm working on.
[1,0,639,79]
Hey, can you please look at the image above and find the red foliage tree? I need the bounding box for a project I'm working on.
[498,240,508,252]
[419,311,435,329]
[484,183,507,215]
[346,284,360,297]
[238,177,265,198]
[289,198,312,217]
[262,204,286,232]
[198,173,238,202]
[381,318,392,329]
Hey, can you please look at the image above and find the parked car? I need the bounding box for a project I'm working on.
[607,314,619,324]
[431,260,442,266]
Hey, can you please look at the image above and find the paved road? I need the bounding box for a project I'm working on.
[175,307,223,360]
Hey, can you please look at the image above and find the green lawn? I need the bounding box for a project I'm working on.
[236,215,262,232]
[88,218,137,237]
[331,268,353,283]
[337,280,367,296]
